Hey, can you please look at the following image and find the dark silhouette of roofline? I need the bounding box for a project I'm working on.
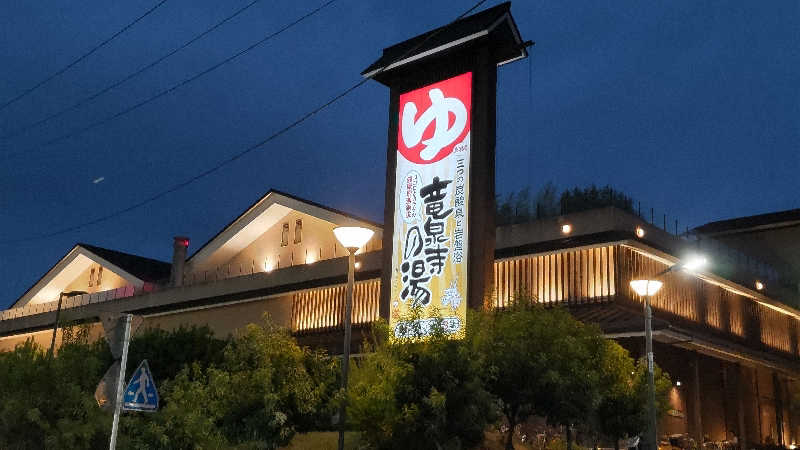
[77,243,171,282]
[12,243,170,308]
[186,189,383,261]
[361,2,526,80]
[694,208,800,235]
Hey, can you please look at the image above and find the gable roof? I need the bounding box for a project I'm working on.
[78,244,172,283]
[693,208,800,236]
[12,244,170,309]
[186,189,382,272]
[362,2,527,81]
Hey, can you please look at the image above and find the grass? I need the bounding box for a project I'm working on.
[281,432,362,450]
[283,430,535,449]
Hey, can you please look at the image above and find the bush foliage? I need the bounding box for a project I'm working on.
[0,306,670,449]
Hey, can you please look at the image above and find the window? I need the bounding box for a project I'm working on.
[281,223,289,247]
[97,266,103,286]
[294,219,303,244]
[89,268,95,287]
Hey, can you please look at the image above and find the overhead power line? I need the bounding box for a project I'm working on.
[0,0,490,244]
[0,0,169,114]
[0,0,264,141]
[2,0,338,159]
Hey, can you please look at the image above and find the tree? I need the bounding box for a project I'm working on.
[534,181,559,218]
[124,325,228,385]
[348,317,496,450]
[590,341,670,449]
[559,185,635,216]
[497,183,636,225]
[120,317,338,449]
[467,302,607,450]
[0,331,110,449]
[497,183,557,226]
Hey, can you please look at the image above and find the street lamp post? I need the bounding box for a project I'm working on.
[629,279,663,450]
[332,226,374,450]
[49,290,87,356]
[629,254,706,450]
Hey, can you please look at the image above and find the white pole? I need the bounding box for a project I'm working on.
[338,249,356,450]
[109,314,132,450]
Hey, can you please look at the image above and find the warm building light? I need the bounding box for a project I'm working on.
[755,280,764,291]
[635,226,646,238]
[354,262,361,269]
[264,259,274,272]
[560,224,572,235]
[629,279,663,297]
[682,255,708,272]
[333,227,374,251]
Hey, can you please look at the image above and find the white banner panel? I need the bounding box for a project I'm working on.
[389,72,472,338]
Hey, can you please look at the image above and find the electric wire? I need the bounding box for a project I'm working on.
[2,0,338,159]
[0,0,264,141]
[0,0,490,244]
[0,0,169,114]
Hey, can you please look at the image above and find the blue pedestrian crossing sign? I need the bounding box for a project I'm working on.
[123,360,159,412]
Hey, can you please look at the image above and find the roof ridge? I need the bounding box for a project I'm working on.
[77,242,170,265]
[187,188,382,261]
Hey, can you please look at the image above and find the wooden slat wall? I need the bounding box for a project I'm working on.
[617,246,699,322]
[618,246,795,355]
[760,307,792,353]
[288,245,798,357]
[493,245,616,308]
[291,279,380,333]
[727,292,745,337]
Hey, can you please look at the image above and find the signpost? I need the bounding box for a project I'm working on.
[95,360,121,411]
[389,71,473,337]
[364,3,529,334]
[108,314,132,450]
[122,360,159,412]
[98,313,155,449]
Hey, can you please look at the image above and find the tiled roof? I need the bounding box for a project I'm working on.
[78,243,171,283]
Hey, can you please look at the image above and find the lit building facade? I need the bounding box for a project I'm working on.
[1,190,798,446]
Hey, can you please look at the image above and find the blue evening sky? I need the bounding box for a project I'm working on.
[0,1,797,308]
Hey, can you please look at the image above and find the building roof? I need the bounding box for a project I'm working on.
[12,244,170,308]
[693,208,800,235]
[77,243,171,283]
[693,208,800,285]
[186,189,382,272]
[361,2,527,81]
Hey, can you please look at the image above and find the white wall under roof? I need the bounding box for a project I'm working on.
[17,247,143,307]
[185,192,382,276]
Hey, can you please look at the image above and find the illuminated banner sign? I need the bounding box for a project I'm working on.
[389,72,472,338]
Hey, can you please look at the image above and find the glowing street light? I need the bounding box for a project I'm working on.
[333,227,374,251]
[629,253,707,450]
[333,226,374,450]
[629,277,660,450]
[681,254,708,273]
[629,279,663,297]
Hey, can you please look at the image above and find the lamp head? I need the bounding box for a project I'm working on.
[681,254,708,273]
[629,279,663,297]
[333,227,374,253]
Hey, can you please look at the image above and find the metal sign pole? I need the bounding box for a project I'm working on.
[48,292,65,357]
[109,314,132,450]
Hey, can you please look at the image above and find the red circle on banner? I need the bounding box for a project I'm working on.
[397,72,472,165]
